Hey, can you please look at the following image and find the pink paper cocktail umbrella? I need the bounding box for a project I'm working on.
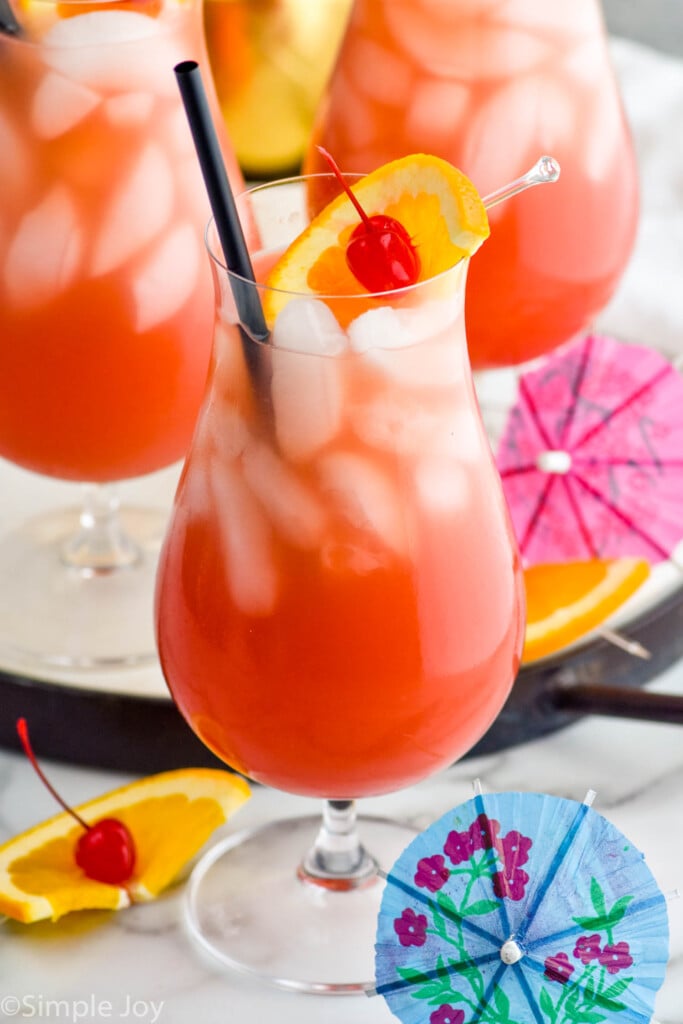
[496,334,683,565]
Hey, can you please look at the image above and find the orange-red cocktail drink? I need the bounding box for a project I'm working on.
[156,167,525,798]
[305,0,638,367]
[0,0,243,482]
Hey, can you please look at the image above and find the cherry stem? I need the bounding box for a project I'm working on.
[317,145,373,230]
[16,718,90,831]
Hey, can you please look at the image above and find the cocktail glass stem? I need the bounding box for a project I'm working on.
[0,479,168,670]
[184,808,416,993]
[61,485,142,573]
[299,800,377,887]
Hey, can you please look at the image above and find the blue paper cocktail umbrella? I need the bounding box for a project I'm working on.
[375,790,669,1023]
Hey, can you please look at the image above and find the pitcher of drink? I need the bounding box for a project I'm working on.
[304,0,639,367]
[0,0,243,668]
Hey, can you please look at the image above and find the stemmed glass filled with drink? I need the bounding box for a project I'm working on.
[155,67,535,991]
[305,0,638,368]
[0,0,242,668]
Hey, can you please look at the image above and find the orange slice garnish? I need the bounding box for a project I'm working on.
[54,0,163,17]
[264,153,489,326]
[0,768,250,923]
[17,0,163,33]
[522,558,650,663]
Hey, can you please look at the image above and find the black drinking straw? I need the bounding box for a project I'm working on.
[0,0,22,35]
[174,61,269,377]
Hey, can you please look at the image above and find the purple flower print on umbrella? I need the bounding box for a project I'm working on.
[374,789,669,1024]
[394,908,428,947]
[499,829,532,872]
[492,866,529,902]
[600,941,634,975]
[544,952,574,984]
[492,828,533,902]
[444,828,474,866]
[469,813,501,853]
[430,1007,465,1024]
[415,855,450,893]
[574,933,602,964]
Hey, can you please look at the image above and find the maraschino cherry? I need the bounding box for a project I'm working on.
[317,146,421,293]
[16,718,136,885]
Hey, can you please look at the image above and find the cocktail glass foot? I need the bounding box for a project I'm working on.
[0,485,165,670]
[185,802,417,994]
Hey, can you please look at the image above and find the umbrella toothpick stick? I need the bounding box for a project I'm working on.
[482,156,561,210]
[598,627,651,660]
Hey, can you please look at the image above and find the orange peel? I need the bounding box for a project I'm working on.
[0,768,250,923]
[522,558,650,663]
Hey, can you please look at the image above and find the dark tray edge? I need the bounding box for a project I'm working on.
[2,584,682,774]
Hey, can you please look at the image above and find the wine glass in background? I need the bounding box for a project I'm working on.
[304,0,639,368]
[203,0,352,180]
[0,0,243,669]
[155,173,526,992]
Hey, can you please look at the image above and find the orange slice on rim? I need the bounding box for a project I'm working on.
[0,768,250,923]
[17,0,163,36]
[522,558,650,663]
[263,153,489,326]
[54,0,164,17]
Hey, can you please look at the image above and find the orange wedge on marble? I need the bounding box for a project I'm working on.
[0,768,250,923]
[522,558,650,663]
[264,153,489,326]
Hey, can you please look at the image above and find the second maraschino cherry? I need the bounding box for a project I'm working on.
[17,718,136,886]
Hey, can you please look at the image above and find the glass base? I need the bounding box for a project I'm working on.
[0,504,166,670]
[185,814,417,995]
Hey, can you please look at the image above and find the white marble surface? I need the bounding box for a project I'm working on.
[2,33,683,1024]
[1,678,682,1024]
